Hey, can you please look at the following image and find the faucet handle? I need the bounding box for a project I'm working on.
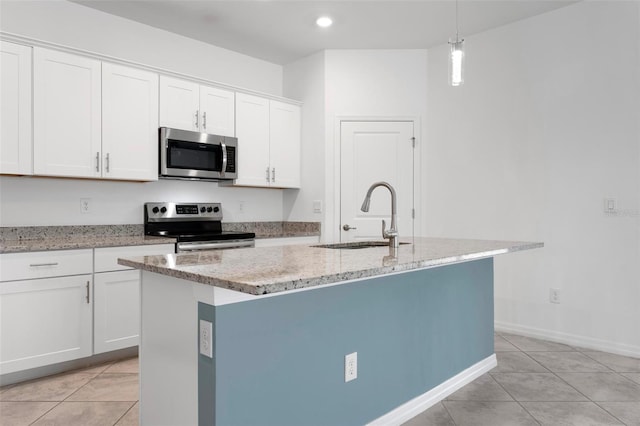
[381,219,387,239]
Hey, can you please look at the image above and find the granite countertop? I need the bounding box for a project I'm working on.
[0,235,176,253]
[118,237,543,296]
[0,222,321,254]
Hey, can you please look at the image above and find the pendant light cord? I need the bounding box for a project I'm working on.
[456,0,460,42]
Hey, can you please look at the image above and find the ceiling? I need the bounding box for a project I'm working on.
[73,0,578,65]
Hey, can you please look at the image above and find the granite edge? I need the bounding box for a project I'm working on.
[118,241,544,296]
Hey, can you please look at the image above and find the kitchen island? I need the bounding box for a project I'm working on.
[120,237,542,426]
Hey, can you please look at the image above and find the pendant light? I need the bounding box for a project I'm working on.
[448,0,465,86]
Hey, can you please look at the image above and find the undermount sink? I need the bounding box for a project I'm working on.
[312,241,411,250]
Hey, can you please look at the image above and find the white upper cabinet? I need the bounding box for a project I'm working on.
[159,76,235,137]
[33,47,102,178]
[199,85,235,137]
[233,93,301,188]
[159,76,199,132]
[0,41,32,175]
[234,93,270,186]
[32,48,158,181]
[102,63,159,181]
[269,100,301,188]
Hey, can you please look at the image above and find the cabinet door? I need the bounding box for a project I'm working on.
[0,275,93,374]
[0,41,32,175]
[159,76,199,131]
[102,63,159,181]
[269,101,301,188]
[234,93,270,187]
[94,270,141,354]
[33,48,101,178]
[199,85,235,136]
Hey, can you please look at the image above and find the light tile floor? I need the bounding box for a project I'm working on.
[404,332,640,426]
[0,357,139,426]
[1,333,639,425]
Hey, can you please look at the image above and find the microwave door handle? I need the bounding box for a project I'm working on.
[220,138,227,177]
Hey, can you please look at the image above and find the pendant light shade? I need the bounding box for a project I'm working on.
[449,38,464,86]
[449,0,464,86]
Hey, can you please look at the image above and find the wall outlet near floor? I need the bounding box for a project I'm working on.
[199,320,213,358]
[80,198,91,214]
[549,288,561,304]
[345,352,357,382]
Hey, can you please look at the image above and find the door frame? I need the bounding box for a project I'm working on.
[328,116,422,243]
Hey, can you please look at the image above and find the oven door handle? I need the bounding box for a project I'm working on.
[220,138,227,178]
[177,240,255,251]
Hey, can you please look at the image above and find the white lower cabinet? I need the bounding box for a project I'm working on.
[0,274,93,375]
[0,243,174,376]
[92,243,174,354]
[93,270,140,354]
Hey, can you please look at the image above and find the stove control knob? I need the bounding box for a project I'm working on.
[213,206,220,213]
[152,207,159,214]
[160,207,167,214]
[200,207,206,213]
[207,207,213,213]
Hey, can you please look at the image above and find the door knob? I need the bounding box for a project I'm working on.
[343,224,357,231]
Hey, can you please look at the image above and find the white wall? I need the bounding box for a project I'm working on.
[0,0,282,94]
[283,49,428,240]
[0,0,286,226]
[282,52,326,228]
[426,1,640,355]
[0,176,283,225]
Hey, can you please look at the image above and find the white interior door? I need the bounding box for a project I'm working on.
[340,121,414,242]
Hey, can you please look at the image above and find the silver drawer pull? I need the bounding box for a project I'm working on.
[29,262,59,267]
[86,281,90,304]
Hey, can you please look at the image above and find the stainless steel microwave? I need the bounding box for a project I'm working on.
[159,127,237,181]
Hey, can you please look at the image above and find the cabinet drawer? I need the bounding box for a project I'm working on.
[0,249,93,282]
[94,244,175,273]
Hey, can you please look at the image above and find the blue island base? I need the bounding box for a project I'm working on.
[198,258,495,426]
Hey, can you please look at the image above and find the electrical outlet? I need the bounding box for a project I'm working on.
[199,320,213,358]
[239,201,245,213]
[345,352,357,382]
[80,198,91,214]
[313,200,322,214]
[549,288,561,304]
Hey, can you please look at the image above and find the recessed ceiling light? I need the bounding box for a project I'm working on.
[316,16,333,28]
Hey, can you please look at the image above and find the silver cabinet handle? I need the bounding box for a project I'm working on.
[271,167,276,182]
[220,138,227,178]
[266,166,270,183]
[29,262,59,267]
[105,153,110,173]
[343,224,357,231]
[86,281,90,304]
[195,110,199,129]
[96,152,100,172]
[203,111,207,130]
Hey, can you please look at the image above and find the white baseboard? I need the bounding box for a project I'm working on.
[495,321,640,358]
[367,354,497,426]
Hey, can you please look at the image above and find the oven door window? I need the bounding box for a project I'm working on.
[167,140,222,171]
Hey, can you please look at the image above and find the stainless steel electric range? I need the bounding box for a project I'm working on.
[144,202,255,252]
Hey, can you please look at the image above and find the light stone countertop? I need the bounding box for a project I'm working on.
[118,237,543,296]
[0,222,320,254]
[0,235,176,253]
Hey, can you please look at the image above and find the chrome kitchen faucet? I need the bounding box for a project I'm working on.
[360,181,399,248]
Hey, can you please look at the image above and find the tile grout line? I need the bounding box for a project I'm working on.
[591,401,631,426]
[27,401,62,425]
[111,400,137,426]
[489,347,543,425]
[438,401,458,426]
